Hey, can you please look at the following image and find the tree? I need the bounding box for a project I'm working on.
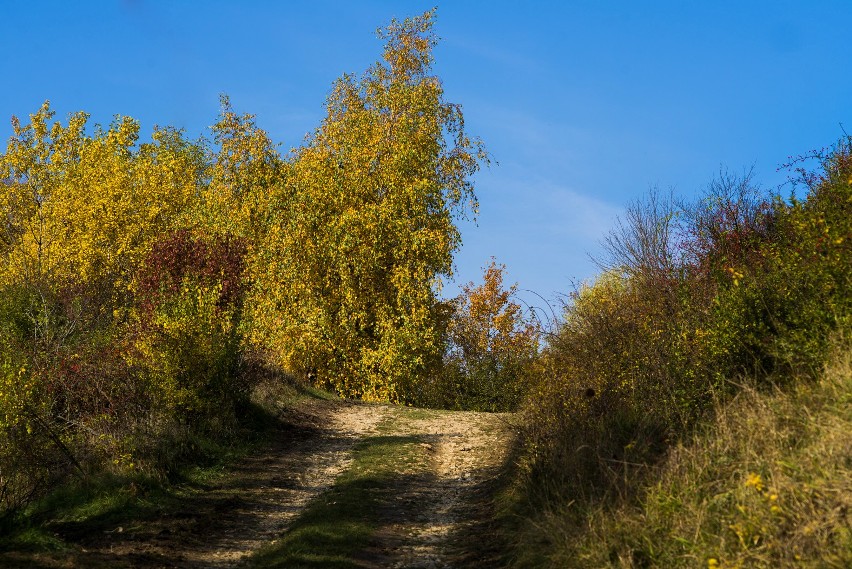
[0,101,203,298]
[252,9,487,401]
[443,260,540,411]
[0,103,208,503]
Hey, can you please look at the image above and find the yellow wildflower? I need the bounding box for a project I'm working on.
[745,472,764,492]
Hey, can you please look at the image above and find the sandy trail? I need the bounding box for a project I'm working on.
[381,409,514,569]
[146,401,390,568]
[5,400,514,568]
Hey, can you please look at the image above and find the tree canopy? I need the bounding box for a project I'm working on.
[247,9,487,400]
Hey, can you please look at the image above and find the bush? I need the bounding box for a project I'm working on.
[703,145,851,382]
[0,229,255,515]
[542,335,852,568]
[508,137,852,566]
[428,260,540,411]
[0,283,141,513]
[132,230,249,419]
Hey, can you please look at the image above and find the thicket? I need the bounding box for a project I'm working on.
[545,336,852,568]
[425,259,541,411]
[0,10,514,519]
[508,138,852,566]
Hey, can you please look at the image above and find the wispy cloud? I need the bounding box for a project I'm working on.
[444,35,541,73]
[479,172,621,241]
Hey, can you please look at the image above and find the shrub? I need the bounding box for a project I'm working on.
[131,230,249,419]
[431,260,540,411]
[509,137,852,566]
[0,282,143,513]
[548,335,852,568]
[702,144,851,383]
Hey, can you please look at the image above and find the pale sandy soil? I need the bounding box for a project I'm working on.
[380,409,514,568]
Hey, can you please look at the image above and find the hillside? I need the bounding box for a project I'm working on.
[1,9,850,568]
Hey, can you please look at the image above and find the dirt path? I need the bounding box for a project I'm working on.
[5,399,514,568]
[169,400,392,567]
[376,408,514,568]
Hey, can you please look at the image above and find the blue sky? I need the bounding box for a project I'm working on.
[2,1,850,308]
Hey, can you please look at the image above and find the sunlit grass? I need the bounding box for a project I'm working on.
[507,338,852,567]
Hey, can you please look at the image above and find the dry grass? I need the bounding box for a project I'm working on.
[514,337,852,568]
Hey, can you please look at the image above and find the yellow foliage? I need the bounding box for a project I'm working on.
[451,259,539,363]
[247,10,486,400]
[0,102,201,298]
[444,259,540,410]
[1,10,485,407]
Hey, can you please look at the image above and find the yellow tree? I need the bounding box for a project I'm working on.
[202,96,285,244]
[0,102,203,299]
[253,10,487,400]
[444,260,540,411]
[0,103,207,485]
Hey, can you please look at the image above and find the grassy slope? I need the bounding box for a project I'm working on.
[0,378,334,563]
[507,340,852,568]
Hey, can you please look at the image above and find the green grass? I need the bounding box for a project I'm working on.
[1,447,241,555]
[244,408,432,568]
